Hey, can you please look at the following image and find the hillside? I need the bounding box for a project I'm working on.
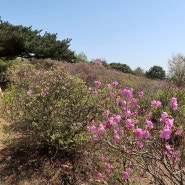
[0,59,184,185]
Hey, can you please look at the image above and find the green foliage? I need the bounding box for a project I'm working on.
[0,19,25,59]
[0,59,9,73]
[110,62,132,74]
[0,58,30,84]
[0,59,12,83]
[75,52,89,62]
[101,60,110,68]
[0,18,75,61]
[146,65,165,80]
[133,67,145,76]
[1,64,101,152]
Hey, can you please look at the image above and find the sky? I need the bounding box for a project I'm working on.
[1,0,185,72]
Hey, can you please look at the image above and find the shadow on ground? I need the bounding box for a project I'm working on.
[0,139,91,185]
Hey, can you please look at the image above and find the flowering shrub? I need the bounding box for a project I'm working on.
[1,64,102,152]
[1,62,185,184]
[87,81,185,184]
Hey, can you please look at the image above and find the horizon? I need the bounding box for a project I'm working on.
[1,0,185,72]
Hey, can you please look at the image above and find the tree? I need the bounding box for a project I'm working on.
[110,63,132,73]
[0,20,25,58]
[101,59,110,68]
[133,67,145,76]
[168,53,185,86]
[146,65,165,80]
[0,18,75,61]
[75,52,89,62]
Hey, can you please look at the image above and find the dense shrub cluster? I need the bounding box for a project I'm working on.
[86,82,185,184]
[1,64,102,152]
[1,62,185,184]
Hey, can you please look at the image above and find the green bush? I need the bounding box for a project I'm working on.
[1,64,101,152]
[0,59,9,83]
[110,62,133,74]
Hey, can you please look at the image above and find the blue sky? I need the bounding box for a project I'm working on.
[1,0,185,71]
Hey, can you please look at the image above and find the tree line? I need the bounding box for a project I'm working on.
[108,62,166,80]
[0,18,75,61]
[75,51,185,86]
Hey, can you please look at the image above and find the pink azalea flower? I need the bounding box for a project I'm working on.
[93,90,98,95]
[143,130,150,138]
[171,151,179,162]
[160,128,172,140]
[130,162,139,169]
[120,89,133,99]
[165,118,174,128]
[123,171,129,180]
[120,100,127,106]
[116,98,120,104]
[127,89,133,98]
[137,141,143,149]
[98,124,105,134]
[96,172,105,180]
[107,83,112,88]
[140,173,144,177]
[118,129,124,135]
[126,119,135,130]
[145,119,153,128]
[151,100,162,107]
[87,125,96,132]
[160,112,169,122]
[127,168,131,174]
[99,154,104,161]
[171,97,178,110]
[131,98,137,104]
[125,110,132,118]
[113,135,120,142]
[104,109,110,117]
[27,89,32,95]
[122,168,131,180]
[109,117,117,127]
[114,115,121,123]
[138,91,144,98]
[94,81,101,87]
[166,145,172,151]
[175,128,182,135]
[110,92,116,97]
[105,162,112,174]
[92,135,99,140]
[134,128,143,138]
[108,115,121,127]
[105,162,111,169]
[160,112,174,127]
[157,101,162,107]
[111,81,119,86]
[105,120,111,128]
